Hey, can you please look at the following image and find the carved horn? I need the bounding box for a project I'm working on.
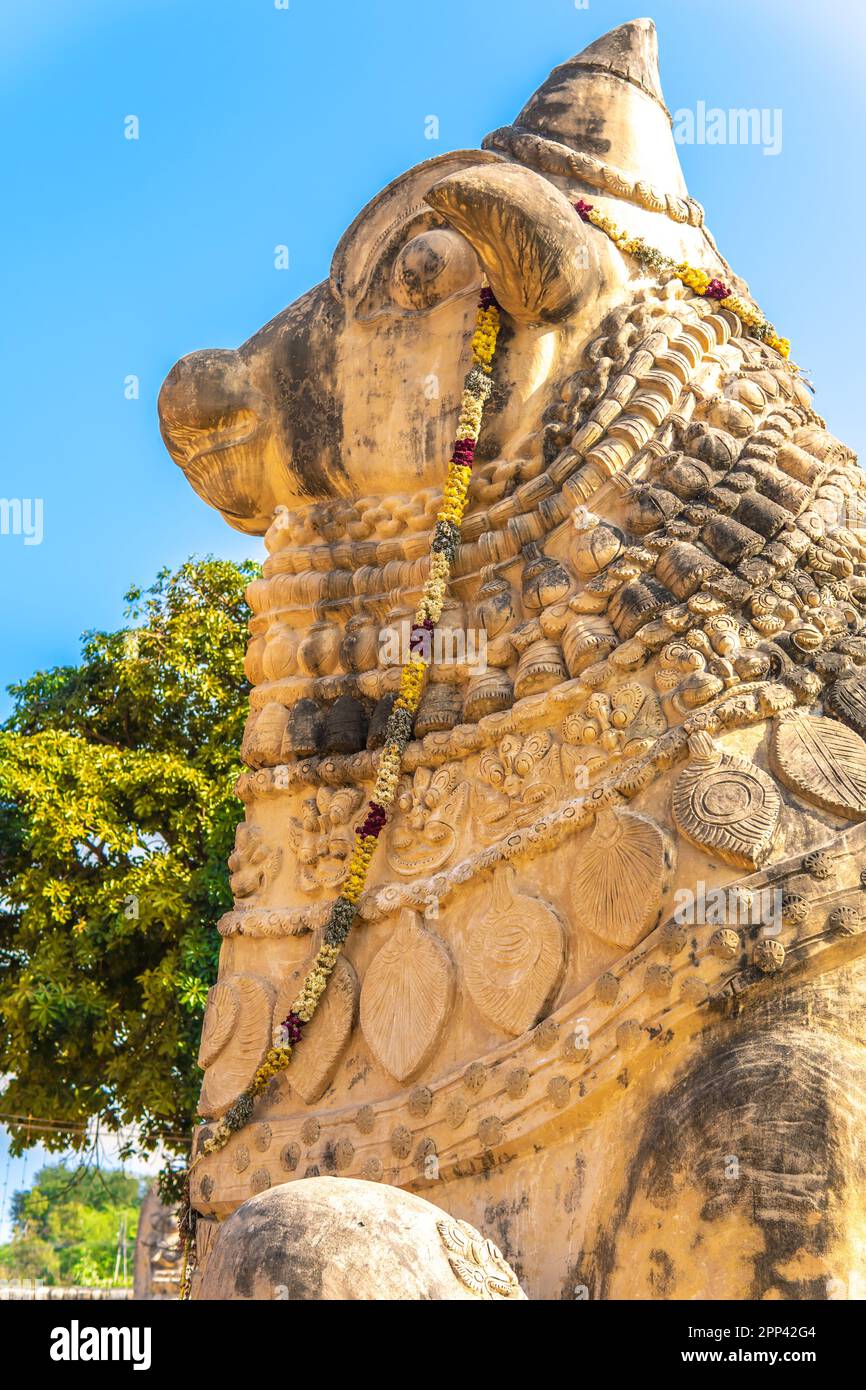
[424,161,593,325]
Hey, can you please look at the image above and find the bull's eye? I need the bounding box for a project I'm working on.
[390,229,478,311]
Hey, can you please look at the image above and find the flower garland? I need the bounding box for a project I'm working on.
[573,198,793,362]
[176,287,501,1298]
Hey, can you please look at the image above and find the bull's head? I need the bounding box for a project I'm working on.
[159,18,713,534]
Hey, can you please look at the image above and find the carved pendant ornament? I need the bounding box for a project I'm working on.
[570,806,672,949]
[360,910,455,1081]
[770,712,866,819]
[672,731,781,870]
[463,866,565,1035]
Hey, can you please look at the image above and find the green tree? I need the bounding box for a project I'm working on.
[0,557,258,1160]
[0,1235,61,1284]
[0,1163,143,1285]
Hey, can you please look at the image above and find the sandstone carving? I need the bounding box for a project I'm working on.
[386,764,469,875]
[132,1189,182,1300]
[436,1216,526,1300]
[198,975,275,1118]
[160,17,866,1302]
[463,866,565,1035]
[770,712,866,819]
[287,787,365,893]
[826,670,866,739]
[360,910,455,1081]
[228,823,282,902]
[272,954,358,1105]
[570,805,672,948]
[672,732,781,870]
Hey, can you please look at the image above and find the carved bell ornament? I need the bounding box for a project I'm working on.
[569,513,624,577]
[513,639,568,700]
[570,806,673,949]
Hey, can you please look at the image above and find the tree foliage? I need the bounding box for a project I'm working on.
[0,1163,143,1285]
[0,557,258,1158]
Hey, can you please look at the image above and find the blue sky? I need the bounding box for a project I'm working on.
[0,0,863,1206]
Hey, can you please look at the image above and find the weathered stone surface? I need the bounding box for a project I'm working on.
[195,1177,525,1300]
[161,17,866,1302]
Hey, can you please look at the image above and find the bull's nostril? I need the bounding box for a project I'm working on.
[158,348,254,438]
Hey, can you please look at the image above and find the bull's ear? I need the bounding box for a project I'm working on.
[424,162,593,325]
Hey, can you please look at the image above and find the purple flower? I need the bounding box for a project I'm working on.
[358,801,388,837]
[704,278,730,301]
[280,1012,305,1044]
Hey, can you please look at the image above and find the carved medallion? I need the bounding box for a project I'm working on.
[198,974,275,1119]
[436,1217,526,1300]
[360,911,455,1081]
[273,954,358,1105]
[769,712,866,820]
[463,867,565,1036]
[570,806,671,949]
[672,732,781,870]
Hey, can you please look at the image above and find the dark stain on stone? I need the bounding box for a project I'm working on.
[483,1193,530,1268]
[585,967,866,1300]
[320,1142,337,1174]
[270,283,346,498]
[228,1201,324,1301]
[648,1248,676,1297]
[563,1152,586,1215]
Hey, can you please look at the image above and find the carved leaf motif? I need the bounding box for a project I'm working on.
[570,807,670,949]
[197,981,239,1069]
[273,955,358,1105]
[360,911,454,1081]
[464,866,565,1036]
[437,1217,526,1300]
[672,732,781,870]
[198,975,275,1119]
[770,714,866,820]
[826,671,866,739]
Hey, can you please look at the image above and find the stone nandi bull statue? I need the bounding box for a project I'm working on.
[159,18,866,1300]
